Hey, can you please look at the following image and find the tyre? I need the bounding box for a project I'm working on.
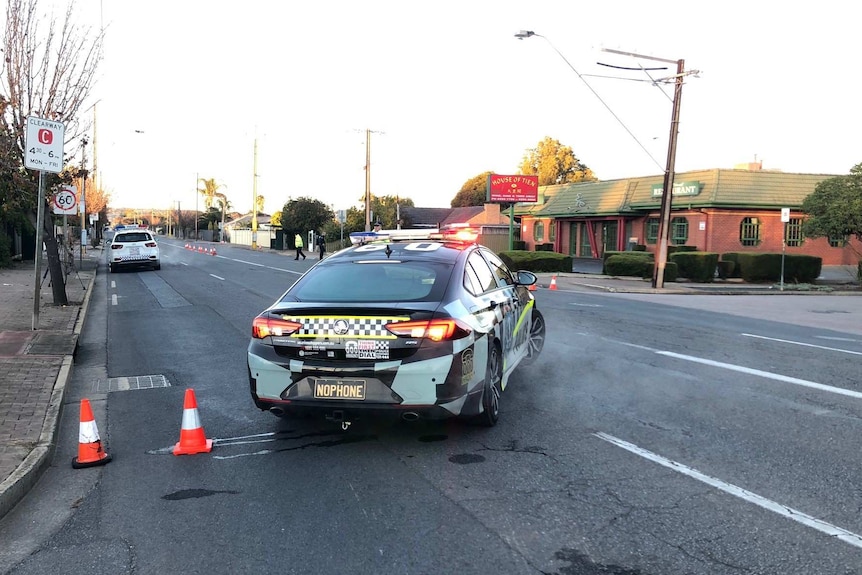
[109,263,116,273]
[153,262,161,270]
[521,309,546,366]
[477,341,502,427]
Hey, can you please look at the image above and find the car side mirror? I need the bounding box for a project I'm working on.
[515,270,537,286]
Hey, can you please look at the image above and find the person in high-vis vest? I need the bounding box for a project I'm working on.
[294,233,306,260]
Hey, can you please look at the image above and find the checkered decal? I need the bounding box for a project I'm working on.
[284,316,408,339]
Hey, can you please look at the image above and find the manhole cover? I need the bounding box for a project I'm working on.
[93,374,171,393]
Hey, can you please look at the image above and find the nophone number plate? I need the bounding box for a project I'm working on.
[313,379,366,400]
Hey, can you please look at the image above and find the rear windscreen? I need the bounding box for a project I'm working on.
[116,233,150,242]
[284,261,453,303]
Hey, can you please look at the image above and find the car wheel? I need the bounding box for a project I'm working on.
[154,262,161,270]
[521,309,546,366]
[109,263,116,273]
[477,341,502,427]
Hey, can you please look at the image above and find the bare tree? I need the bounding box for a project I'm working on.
[1,0,104,303]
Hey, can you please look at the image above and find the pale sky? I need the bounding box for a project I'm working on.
[69,0,861,215]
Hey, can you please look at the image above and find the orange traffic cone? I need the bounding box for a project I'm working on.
[528,283,537,291]
[549,275,558,290]
[173,389,213,455]
[72,398,112,468]
[210,248,217,256]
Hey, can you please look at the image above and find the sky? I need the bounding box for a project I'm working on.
[62,0,862,216]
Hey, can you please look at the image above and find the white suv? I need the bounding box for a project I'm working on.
[108,225,160,273]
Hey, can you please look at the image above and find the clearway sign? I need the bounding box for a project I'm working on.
[25,116,65,173]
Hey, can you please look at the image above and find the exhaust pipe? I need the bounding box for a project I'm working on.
[269,407,285,416]
[401,411,420,422]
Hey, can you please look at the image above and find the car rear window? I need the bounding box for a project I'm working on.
[115,233,151,243]
[284,261,452,303]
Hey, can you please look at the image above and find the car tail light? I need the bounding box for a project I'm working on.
[110,244,122,250]
[252,316,303,339]
[385,319,471,342]
[145,242,157,247]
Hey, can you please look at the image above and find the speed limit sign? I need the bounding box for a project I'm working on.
[53,185,78,215]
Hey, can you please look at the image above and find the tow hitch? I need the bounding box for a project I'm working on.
[327,410,352,430]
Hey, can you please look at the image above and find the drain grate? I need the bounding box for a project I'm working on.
[93,374,171,393]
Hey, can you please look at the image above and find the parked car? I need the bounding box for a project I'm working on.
[108,225,160,272]
[247,228,545,427]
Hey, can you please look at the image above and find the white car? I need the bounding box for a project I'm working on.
[108,225,160,273]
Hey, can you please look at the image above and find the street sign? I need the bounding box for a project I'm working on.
[780,207,790,223]
[25,116,65,173]
[53,186,78,215]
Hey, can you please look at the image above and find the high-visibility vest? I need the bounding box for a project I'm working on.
[294,235,303,248]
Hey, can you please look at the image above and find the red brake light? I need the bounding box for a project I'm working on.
[252,316,303,339]
[110,244,122,249]
[145,242,157,247]
[385,319,470,342]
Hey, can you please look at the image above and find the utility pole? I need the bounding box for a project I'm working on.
[79,138,88,265]
[355,129,384,231]
[251,138,259,249]
[195,172,199,241]
[603,49,689,289]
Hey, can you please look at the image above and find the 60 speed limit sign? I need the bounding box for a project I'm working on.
[53,186,78,215]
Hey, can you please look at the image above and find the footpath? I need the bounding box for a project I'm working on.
[0,242,859,520]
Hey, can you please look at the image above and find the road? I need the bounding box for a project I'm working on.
[2,238,861,574]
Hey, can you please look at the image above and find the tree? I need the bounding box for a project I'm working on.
[198,177,225,210]
[1,0,104,297]
[451,171,493,207]
[518,136,597,186]
[280,197,334,237]
[269,210,282,228]
[801,164,862,257]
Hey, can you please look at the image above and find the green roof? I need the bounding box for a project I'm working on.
[516,169,839,217]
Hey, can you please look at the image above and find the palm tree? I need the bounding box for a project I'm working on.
[215,192,231,242]
[198,177,225,211]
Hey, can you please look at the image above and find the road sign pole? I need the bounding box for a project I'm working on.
[32,171,45,330]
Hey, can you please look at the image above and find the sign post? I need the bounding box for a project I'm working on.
[25,116,66,329]
[780,208,790,291]
[487,174,539,251]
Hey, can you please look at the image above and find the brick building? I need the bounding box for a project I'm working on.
[515,166,861,266]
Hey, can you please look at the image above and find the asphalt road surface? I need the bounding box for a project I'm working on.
[1,239,861,575]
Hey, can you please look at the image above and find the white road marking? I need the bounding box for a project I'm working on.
[613,339,862,400]
[111,280,116,288]
[742,333,862,356]
[569,302,603,307]
[111,294,117,306]
[234,259,265,267]
[594,432,862,550]
[210,274,224,280]
[816,336,861,343]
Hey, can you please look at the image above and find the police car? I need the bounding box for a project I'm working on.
[108,224,160,273]
[247,228,546,427]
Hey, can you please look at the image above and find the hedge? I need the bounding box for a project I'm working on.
[499,250,572,273]
[725,252,822,283]
[605,254,678,282]
[669,251,720,283]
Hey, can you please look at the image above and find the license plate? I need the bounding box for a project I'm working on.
[313,379,366,400]
[129,247,140,255]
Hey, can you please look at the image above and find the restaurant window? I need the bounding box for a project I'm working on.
[670,217,688,245]
[645,218,660,244]
[739,217,761,246]
[785,218,803,247]
[828,234,847,247]
[549,220,556,242]
[533,221,544,242]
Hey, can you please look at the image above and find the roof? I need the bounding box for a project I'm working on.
[401,204,510,228]
[516,168,839,218]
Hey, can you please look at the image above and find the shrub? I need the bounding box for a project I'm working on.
[498,250,572,273]
[605,254,651,277]
[721,252,744,278]
[535,243,555,252]
[667,245,698,254]
[603,250,651,274]
[732,253,822,283]
[670,251,719,283]
[632,244,647,251]
[512,240,526,251]
[716,260,735,279]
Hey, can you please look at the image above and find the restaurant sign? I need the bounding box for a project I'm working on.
[651,181,702,197]
[487,174,539,203]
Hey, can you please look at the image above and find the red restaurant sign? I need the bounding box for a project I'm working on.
[487,174,539,203]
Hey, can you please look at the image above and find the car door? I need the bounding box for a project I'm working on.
[478,248,529,368]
